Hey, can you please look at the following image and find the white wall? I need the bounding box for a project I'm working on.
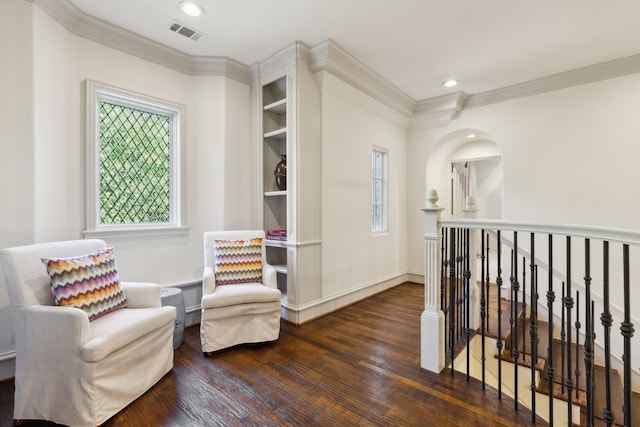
[0,0,36,380]
[320,72,409,297]
[407,72,640,277]
[0,1,253,379]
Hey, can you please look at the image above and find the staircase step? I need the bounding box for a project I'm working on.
[502,316,552,362]
[474,289,637,426]
[591,365,640,427]
[481,295,511,340]
[540,340,588,392]
[536,375,587,407]
[499,349,546,371]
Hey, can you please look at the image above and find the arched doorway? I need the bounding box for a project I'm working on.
[426,129,502,219]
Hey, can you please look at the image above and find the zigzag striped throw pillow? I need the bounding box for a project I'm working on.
[213,237,263,285]
[42,247,127,321]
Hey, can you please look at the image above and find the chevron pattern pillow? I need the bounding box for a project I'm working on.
[42,247,127,321]
[213,237,263,285]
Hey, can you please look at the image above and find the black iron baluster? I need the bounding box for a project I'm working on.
[449,227,456,374]
[496,230,503,400]
[522,256,527,361]
[512,231,519,410]
[464,228,471,382]
[601,241,613,427]
[584,238,593,427]
[561,281,566,395]
[575,290,581,401]
[457,229,463,342]
[530,232,537,423]
[486,234,491,334]
[621,244,634,427]
[564,236,574,426]
[589,300,596,427]
[533,264,539,423]
[480,229,486,389]
[547,234,555,426]
[441,227,447,349]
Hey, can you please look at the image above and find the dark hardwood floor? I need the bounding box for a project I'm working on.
[0,282,541,427]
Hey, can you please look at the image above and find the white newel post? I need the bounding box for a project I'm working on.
[421,189,445,373]
[463,205,480,331]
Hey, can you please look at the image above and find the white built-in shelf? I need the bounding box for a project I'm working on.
[263,98,287,113]
[264,128,287,140]
[265,239,288,248]
[264,190,287,197]
[272,264,287,274]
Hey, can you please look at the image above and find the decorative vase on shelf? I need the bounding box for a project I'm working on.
[274,154,287,191]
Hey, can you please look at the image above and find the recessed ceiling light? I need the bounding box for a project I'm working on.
[443,79,458,88]
[180,2,204,17]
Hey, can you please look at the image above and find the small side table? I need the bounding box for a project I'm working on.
[160,287,185,349]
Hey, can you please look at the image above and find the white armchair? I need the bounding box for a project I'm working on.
[0,239,176,427]
[201,230,281,353]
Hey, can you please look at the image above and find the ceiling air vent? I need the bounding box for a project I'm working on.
[169,21,203,41]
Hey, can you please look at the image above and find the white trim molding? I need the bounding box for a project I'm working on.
[411,92,468,129]
[309,39,415,118]
[30,0,252,84]
[30,0,640,123]
[465,52,640,109]
[281,273,408,324]
[83,79,187,239]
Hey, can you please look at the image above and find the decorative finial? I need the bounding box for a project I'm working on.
[465,195,476,210]
[427,189,439,208]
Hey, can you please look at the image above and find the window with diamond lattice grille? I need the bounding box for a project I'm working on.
[99,102,171,224]
[85,80,183,234]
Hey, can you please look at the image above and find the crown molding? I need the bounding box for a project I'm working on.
[30,0,252,85]
[309,39,415,117]
[31,0,640,121]
[252,42,301,85]
[465,53,640,109]
[410,92,467,129]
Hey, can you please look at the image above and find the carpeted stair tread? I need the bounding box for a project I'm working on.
[539,339,588,391]
[591,365,640,427]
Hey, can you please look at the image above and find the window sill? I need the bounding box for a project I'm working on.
[83,225,190,240]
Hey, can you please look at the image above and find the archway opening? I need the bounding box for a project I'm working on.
[426,129,503,219]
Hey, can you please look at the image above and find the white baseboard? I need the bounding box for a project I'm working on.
[406,272,424,284]
[282,273,409,324]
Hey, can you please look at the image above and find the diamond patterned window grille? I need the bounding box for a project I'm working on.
[99,102,171,224]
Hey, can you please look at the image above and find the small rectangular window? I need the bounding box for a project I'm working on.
[84,80,186,237]
[372,148,387,232]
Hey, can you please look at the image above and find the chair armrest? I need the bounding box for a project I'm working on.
[263,263,277,289]
[120,282,161,308]
[203,266,216,295]
[14,305,90,354]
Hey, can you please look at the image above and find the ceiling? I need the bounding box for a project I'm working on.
[66,0,640,102]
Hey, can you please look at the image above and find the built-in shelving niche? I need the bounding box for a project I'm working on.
[262,76,288,302]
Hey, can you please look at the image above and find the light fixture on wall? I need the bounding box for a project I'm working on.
[443,79,458,88]
[180,2,204,17]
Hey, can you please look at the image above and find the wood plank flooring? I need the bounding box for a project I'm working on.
[0,282,541,427]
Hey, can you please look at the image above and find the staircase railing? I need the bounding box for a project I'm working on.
[421,199,638,426]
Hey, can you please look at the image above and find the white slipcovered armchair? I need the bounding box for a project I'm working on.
[201,230,281,353]
[0,239,176,427]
